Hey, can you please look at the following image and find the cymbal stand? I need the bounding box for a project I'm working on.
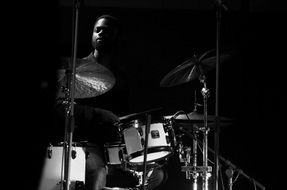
[178,127,197,188]
[184,128,200,190]
[180,64,212,190]
[199,72,211,190]
[62,0,81,190]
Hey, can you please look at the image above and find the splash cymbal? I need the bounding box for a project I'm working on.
[160,49,231,87]
[57,58,116,99]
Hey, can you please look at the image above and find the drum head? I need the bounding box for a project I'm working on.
[128,146,173,164]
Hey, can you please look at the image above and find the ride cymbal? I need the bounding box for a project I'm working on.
[57,58,116,99]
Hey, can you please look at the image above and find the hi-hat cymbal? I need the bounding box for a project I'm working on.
[160,49,231,88]
[57,58,116,99]
[165,111,233,122]
[175,111,232,122]
[165,111,233,129]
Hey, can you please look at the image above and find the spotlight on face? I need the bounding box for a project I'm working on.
[92,16,120,52]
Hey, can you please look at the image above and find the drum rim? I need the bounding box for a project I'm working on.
[128,146,173,163]
[121,117,166,128]
[104,141,125,147]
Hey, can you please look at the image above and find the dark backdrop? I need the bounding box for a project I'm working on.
[5,1,285,190]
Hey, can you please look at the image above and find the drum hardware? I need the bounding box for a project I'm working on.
[177,121,212,190]
[47,143,53,159]
[225,167,234,190]
[125,167,155,190]
[160,43,233,190]
[164,117,178,148]
[160,52,217,190]
[194,57,211,190]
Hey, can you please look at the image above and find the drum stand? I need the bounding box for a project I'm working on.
[180,67,212,190]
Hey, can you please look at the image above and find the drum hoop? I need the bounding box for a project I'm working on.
[121,117,166,129]
[128,146,173,163]
[104,142,125,148]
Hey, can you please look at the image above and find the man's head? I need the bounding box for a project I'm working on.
[92,15,120,52]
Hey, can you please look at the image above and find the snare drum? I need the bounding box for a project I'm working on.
[121,118,174,164]
[38,143,86,190]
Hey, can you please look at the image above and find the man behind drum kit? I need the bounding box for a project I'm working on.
[52,14,168,190]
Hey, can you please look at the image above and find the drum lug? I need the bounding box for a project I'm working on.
[75,181,85,190]
[47,143,53,159]
[165,135,170,144]
[72,149,77,159]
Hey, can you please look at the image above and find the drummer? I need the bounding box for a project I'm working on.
[52,14,167,190]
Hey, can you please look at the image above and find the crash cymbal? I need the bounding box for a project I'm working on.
[57,58,116,99]
[160,49,231,87]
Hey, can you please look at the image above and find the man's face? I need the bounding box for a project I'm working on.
[92,18,119,51]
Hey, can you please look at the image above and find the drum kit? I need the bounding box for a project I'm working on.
[39,1,269,189]
[38,47,238,190]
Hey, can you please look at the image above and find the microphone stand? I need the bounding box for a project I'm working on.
[199,72,211,190]
[213,0,228,189]
[62,0,80,190]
